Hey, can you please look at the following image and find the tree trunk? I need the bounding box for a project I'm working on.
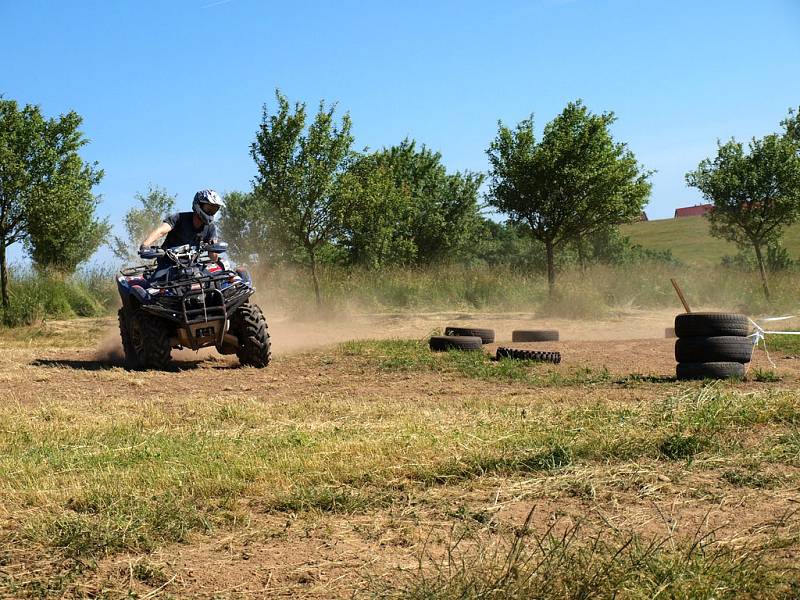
[309,250,322,308]
[545,239,556,298]
[576,238,587,271]
[753,242,771,300]
[0,242,8,309]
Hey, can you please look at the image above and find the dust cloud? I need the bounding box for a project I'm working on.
[93,327,126,365]
[265,307,680,355]
[95,307,681,362]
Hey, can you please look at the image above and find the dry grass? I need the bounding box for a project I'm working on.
[0,318,799,597]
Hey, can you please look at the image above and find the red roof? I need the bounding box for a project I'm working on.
[674,204,712,218]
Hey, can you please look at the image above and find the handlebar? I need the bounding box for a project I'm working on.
[138,241,228,261]
[138,246,165,259]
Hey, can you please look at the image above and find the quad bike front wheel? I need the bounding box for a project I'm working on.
[230,303,271,368]
[119,308,172,370]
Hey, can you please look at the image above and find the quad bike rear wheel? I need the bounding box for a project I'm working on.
[119,308,172,370]
[231,303,271,367]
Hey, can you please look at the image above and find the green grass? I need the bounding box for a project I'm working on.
[762,333,800,355]
[2,327,800,595]
[340,339,613,386]
[622,215,800,268]
[2,355,800,595]
[2,381,798,566]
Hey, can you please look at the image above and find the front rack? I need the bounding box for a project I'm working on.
[147,269,234,291]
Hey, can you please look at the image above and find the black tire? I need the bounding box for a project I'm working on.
[676,362,745,380]
[429,335,482,352]
[674,313,749,338]
[512,330,559,342]
[444,326,495,344]
[118,307,140,368]
[675,336,754,364]
[496,347,561,364]
[231,303,271,367]
[128,312,172,370]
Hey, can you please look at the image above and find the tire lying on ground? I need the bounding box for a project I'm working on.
[444,326,495,344]
[674,312,750,338]
[511,329,559,342]
[429,335,483,352]
[675,336,754,364]
[496,347,562,364]
[676,362,746,380]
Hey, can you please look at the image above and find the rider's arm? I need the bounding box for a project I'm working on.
[141,222,173,247]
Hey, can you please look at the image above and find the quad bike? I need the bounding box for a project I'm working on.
[116,242,270,369]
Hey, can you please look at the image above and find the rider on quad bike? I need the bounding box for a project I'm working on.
[116,190,270,370]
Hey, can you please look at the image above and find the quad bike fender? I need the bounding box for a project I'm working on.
[129,285,151,304]
[117,276,151,309]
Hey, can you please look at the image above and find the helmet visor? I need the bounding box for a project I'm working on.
[200,202,221,216]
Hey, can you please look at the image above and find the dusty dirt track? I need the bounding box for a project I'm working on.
[1,309,799,598]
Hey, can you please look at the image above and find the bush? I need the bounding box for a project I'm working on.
[721,242,795,273]
[1,267,117,327]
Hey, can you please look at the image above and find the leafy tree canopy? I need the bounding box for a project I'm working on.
[250,89,354,305]
[0,98,105,306]
[686,132,800,299]
[487,100,651,293]
[340,139,484,268]
[782,106,800,145]
[109,184,176,262]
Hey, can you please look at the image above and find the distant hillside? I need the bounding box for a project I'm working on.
[620,216,800,267]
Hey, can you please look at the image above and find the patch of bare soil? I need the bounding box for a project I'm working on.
[268,307,681,354]
[2,310,799,598]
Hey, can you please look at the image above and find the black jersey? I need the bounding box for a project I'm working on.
[161,212,217,249]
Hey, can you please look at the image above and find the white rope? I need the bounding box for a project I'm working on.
[755,315,798,322]
[748,315,800,369]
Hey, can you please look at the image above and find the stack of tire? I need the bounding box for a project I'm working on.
[674,312,753,380]
[429,326,494,352]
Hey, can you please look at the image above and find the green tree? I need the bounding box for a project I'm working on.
[217,190,263,264]
[0,99,36,307]
[0,99,105,305]
[386,140,484,263]
[338,158,418,268]
[218,189,308,265]
[340,139,484,267]
[473,219,548,270]
[250,90,354,306]
[782,106,800,145]
[109,184,176,262]
[687,133,800,299]
[486,100,651,295]
[23,111,107,273]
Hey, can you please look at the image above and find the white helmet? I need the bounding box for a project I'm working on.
[192,189,225,225]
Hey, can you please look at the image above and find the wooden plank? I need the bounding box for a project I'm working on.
[670,278,692,313]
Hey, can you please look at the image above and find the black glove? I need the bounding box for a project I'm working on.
[139,244,161,258]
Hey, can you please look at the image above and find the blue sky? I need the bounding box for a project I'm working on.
[2,0,799,262]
